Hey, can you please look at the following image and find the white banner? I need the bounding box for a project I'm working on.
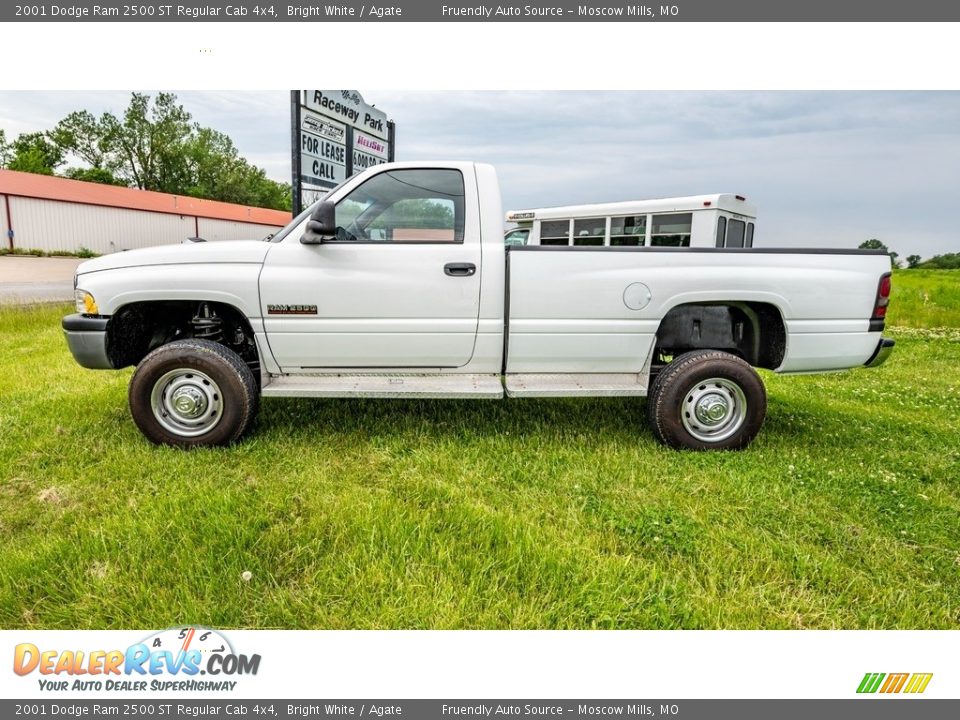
[2,630,957,700]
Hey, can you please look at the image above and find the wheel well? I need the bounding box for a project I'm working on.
[653,301,786,371]
[105,300,260,377]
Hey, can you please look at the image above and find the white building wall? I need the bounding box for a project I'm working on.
[10,198,193,255]
[197,218,282,242]
[7,197,286,254]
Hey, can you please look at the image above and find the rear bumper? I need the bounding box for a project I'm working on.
[62,314,113,369]
[864,337,895,368]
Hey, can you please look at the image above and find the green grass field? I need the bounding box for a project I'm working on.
[0,271,958,629]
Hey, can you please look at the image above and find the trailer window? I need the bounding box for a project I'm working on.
[650,213,692,247]
[573,218,605,246]
[726,219,745,248]
[540,220,570,246]
[610,215,645,246]
[746,222,755,248]
[715,216,727,248]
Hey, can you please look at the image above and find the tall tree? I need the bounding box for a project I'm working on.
[181,126,291,210]
[50,110,113,171]
[100,92,192,192]
[905,254,922,269]
[5,92,291,210]
[0,129,10,167]
[7,132,64,175]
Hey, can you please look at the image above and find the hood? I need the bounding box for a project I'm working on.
[76,240,272,275]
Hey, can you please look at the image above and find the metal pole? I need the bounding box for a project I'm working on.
[345,125,354,179]
[3,194,13,250]
[387,121,396,162]
[290,90,302,216]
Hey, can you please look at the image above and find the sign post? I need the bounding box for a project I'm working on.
[290,90,396,214]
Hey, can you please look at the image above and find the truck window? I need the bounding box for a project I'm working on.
[504,228,530,246]
[540,220,570,246]
[335,169,465,243]
[726,219,746,248]
[573,218,605,246]
[746,222,755,248]
[650,213,692,247]
[610,215,645,246]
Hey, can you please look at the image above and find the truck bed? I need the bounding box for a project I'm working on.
[505,245,891,375]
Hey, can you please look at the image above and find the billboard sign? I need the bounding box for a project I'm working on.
[291,90,395,214]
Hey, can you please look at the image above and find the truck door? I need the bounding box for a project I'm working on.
[259,168,482,371]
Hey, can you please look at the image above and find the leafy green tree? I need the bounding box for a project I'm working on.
[6,92,290,210]
[63,166,126,186]
[7,132,64,175]
[181,127,291,210]
[859,239,899,268]
[918,253,960,269]
[50,110,114,172]
[99,92,192,192]
[906,254,922,269]
[859,239,887,251]
[47,92,290,210]
[0,129,11,167]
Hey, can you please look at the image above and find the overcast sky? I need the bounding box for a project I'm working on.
[1,91,958,258]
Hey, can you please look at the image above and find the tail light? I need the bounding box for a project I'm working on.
[871,272,892,323]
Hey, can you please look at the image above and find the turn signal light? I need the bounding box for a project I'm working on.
[75,290,98,315]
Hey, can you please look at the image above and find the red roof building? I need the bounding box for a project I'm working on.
[0,169,292,254]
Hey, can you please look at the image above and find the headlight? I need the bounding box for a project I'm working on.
[75,289,98,315]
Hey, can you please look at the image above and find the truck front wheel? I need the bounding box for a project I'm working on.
[128,339,259,448]
[647,350,766,450]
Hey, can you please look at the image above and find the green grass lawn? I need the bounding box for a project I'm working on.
[0,273,958,629]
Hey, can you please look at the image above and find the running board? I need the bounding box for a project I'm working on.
[505,373,648,398]
[261,373,504,399]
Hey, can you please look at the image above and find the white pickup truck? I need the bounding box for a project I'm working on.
[63,161,895,450]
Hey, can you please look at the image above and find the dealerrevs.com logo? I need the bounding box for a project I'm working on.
[13,627,261,692]
[857,672,933,694]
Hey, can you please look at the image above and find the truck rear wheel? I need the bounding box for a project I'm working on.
[647,350,766,450]
[128,339,259,448]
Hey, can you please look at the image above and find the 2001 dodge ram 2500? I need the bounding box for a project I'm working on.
[63,161,895,450]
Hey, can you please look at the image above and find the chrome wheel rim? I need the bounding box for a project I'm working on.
[680,377,747,443]
[150,369,223,438]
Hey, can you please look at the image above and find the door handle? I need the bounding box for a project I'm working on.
[444,262,476,277]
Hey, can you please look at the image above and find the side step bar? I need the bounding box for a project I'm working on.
[505,373,648,398]
[261,373,505,399]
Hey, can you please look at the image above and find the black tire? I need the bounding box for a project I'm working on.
[128,339,259,448]
[646,350,766,451]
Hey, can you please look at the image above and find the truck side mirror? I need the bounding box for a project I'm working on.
[300,201,336,244]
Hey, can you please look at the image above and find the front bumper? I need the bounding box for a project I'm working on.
[864,337,895,368]
[62,314,113,369]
